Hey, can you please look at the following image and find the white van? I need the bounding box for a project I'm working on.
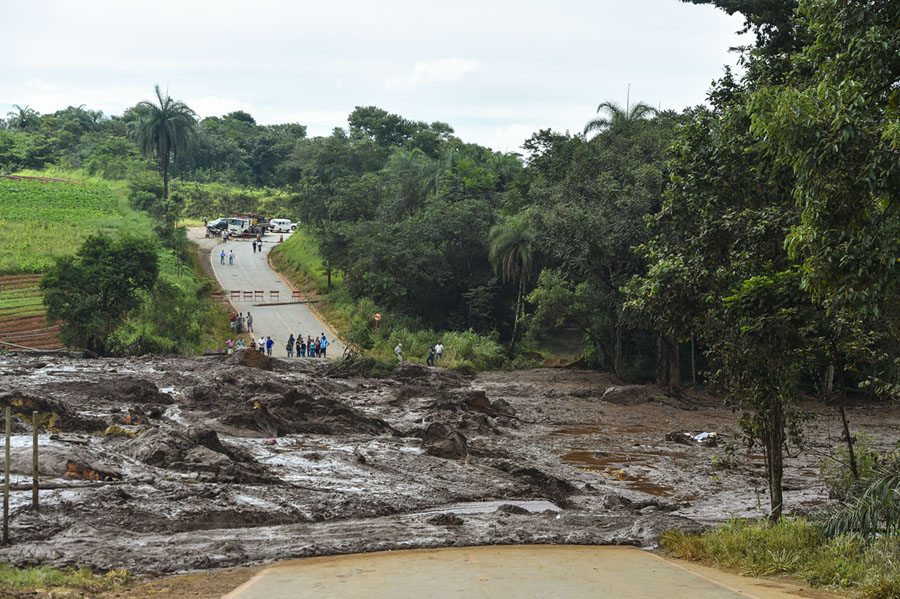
[269,218,293,233]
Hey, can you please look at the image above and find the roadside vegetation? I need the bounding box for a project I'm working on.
[0,564,130,597]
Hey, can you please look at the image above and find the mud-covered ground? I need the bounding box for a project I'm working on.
[0,350,896,576]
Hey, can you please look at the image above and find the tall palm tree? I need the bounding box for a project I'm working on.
[583,100,657,137]
[489,212,538,357]
[128,85,198,200]
[7,104,40,130]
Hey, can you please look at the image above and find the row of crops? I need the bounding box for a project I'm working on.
[0,274,63,350]
[0,177,138,274]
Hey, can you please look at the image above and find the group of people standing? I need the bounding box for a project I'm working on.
[285,333,329,358]
[230,312,253,334]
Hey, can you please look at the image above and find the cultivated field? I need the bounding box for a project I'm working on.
[0,274,62,350]
[0,176,141,275]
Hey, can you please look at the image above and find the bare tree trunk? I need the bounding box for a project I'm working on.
[508,277,525,359]
[836,358,858,479]
[767,401,785,522]
[667,335,680,389]
[614,320,624,378]
[162,151,170,201]
[656,335,667,385]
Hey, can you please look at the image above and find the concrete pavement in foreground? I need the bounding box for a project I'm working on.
[208,231,344,358]
[223,545,834,599]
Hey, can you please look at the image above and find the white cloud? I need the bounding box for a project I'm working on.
[385,58,484,91]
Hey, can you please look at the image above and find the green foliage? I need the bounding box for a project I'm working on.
[0,563,131,595]
[0,177,128,274]
[663,518,900,598]
[127,84,198,200]
[818,458,900,539]
[41,233,160,355]
[820,432,883,500]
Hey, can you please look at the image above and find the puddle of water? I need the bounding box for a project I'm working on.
[620,425,651,433]
[550,425,603,436]
[561,450,676,497]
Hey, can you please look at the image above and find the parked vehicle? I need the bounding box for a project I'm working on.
[226,218,253,237]
[269,218,293,233]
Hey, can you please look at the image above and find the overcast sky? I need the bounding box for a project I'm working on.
[0,0,750,152]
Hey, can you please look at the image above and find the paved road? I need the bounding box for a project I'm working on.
[222,545,826,599]
[205,231,343,359]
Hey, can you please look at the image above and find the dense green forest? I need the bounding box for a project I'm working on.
[1,0,898,517]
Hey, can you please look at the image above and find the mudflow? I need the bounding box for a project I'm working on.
[0,350,896,576]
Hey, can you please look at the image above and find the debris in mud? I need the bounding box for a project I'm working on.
[220,389,394,437]
[490,463,578,505]
[427,513,465,526]
[601,385,663,405]
[229,348,272,370]
[65,460,121,481]
[664,431,718,447]
[0,352,892,576]
[421,422,469,459]
[125,426,273,483]
[1,391,106,431]
[496,504,531,515]
[665,431,697,445]
[8,444,122,478]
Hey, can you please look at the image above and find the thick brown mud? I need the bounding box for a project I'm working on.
[0,351,896,576]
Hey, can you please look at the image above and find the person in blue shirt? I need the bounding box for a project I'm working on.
[321,334,329,358]
[265,336,274,357]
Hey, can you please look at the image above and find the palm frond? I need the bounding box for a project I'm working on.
[817,460,900,538]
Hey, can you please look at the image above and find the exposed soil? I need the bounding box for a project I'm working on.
[0,351,896,580]
[0,274,65,351]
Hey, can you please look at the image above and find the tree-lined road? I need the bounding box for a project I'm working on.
[195,230,343,358]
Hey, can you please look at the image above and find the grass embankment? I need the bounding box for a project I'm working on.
[0,564,130,598]
[0,172,148,274]
[663,518,900,598]
[0,169,231,354]
[271,229,508,372]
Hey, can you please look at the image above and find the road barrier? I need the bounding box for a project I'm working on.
[215,290,305,303]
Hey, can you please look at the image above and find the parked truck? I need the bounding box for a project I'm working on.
[225,217,266,237]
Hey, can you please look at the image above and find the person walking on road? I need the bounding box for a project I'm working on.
[266,336,274,357]
[220,249,226,265]
[228,250,235,265]
[251,240,256,253]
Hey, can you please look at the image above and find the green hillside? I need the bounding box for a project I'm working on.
[0,175,149,274]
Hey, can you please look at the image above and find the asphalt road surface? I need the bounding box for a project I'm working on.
[207,231,344,359]
[223,545,829,599]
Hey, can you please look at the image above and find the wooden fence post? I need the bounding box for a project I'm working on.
[32,411,39,512]
[4,405,10,545]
